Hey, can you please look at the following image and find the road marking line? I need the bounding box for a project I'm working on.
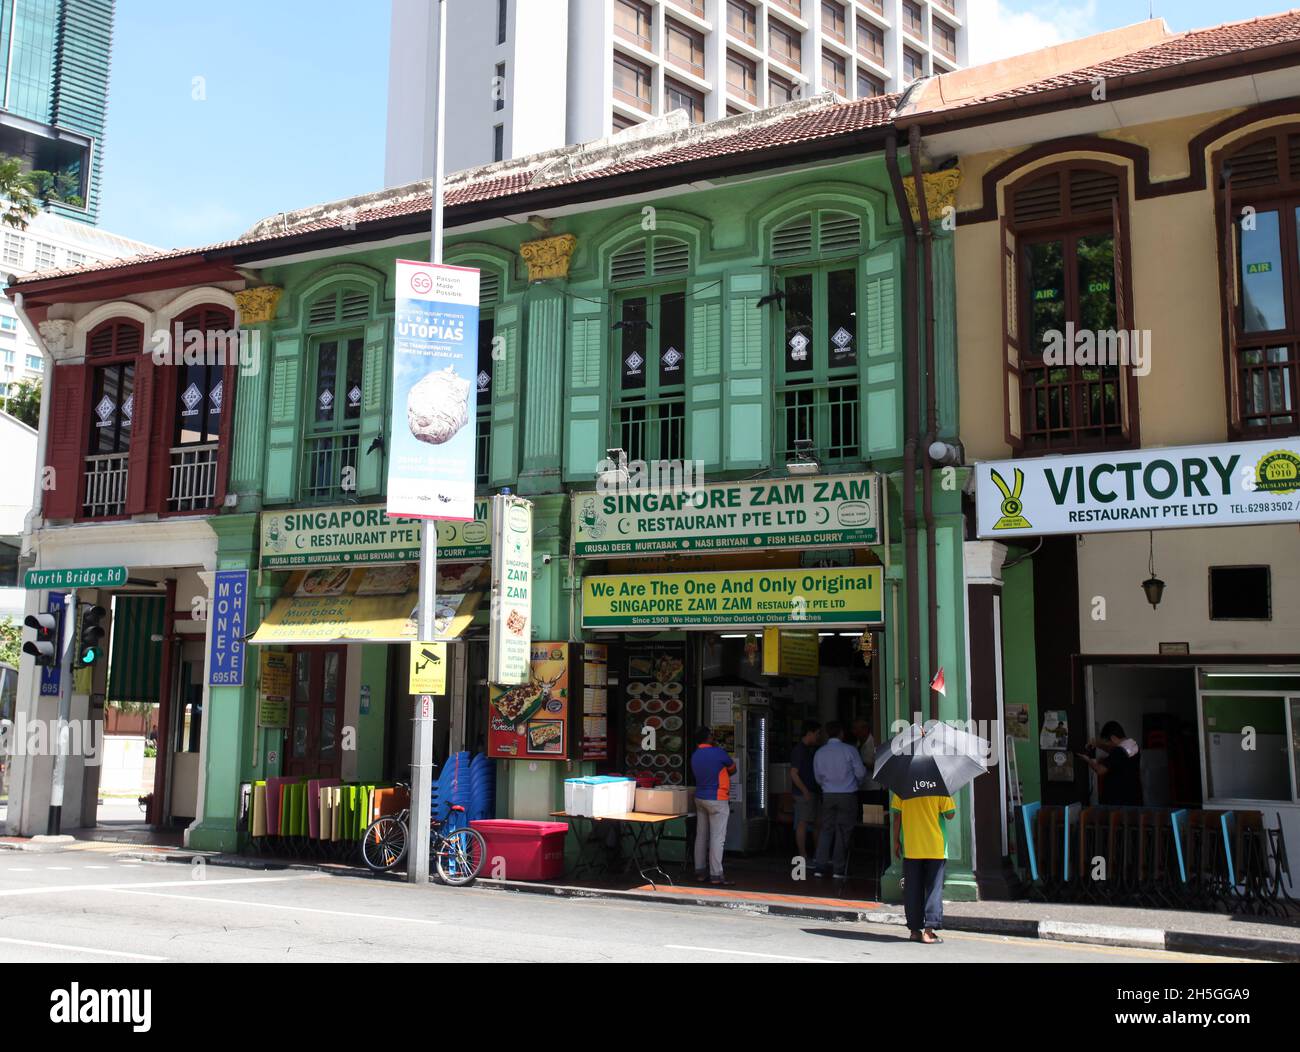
[664,944,829,963]
[46,866,73,871]
[5,868,35,873]
[83,865,111,870]
[0,874,326,898]
[0,936,166,961]
[107,887,442,926]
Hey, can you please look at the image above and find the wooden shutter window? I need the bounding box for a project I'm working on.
[1000,215,1022,448]
[1011,173,1062,225]
[44,363,89,519]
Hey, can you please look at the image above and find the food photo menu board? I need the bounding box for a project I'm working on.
[623,643,687,785]
[487,643,571,760]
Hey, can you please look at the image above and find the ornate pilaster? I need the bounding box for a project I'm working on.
[904,169,962,223]
[230,286,284,510]
[519,234,577,282]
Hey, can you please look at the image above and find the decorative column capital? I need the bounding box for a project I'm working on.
[963,540,1009,587]
[519,234,577,282]
[904,169,962,223]
[38,318,75,354]
[235,286,284,324]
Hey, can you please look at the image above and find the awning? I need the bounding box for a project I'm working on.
[107,595,166,703]
[248,564,484,646]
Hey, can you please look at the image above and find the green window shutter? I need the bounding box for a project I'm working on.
[686,277,723,470]
[489,303,521,487]
[861,241,903,459]
[265,335,302,503]
[563,295,608,482]
[357,319,389,497]
[723,267,771,471]
[106,596,165,704]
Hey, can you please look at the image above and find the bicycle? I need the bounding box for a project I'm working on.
[360,785,487,886]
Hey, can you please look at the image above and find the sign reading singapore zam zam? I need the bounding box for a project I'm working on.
[571,474,880,557]
[976,439,1300,538]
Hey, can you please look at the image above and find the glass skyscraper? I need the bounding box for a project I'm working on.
[0,0,113,225]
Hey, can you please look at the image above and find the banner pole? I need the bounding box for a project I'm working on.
[407,0,448,887]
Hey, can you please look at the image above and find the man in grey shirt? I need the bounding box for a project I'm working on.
[812,721,866,880]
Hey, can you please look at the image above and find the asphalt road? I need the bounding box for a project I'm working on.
[0,851,1255,964]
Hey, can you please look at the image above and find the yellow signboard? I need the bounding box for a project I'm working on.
[762,629,820,677]
[258,650,292,728]
[582,567,884,630]
[409,641,448,695]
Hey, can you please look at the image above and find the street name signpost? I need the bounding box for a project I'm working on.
[24,566,127,590]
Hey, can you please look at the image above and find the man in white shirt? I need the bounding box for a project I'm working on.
[813,722,866,879]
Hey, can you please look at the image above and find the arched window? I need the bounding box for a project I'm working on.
[167,305,234,511]
[82,318,145,516]
[1220,126,1300,436]
[302,285,373,500]
[608,236,692,465]
[1003,162,1134,453]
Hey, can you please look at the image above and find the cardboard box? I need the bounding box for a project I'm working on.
[635,786,692,815]
[861,804,886,826]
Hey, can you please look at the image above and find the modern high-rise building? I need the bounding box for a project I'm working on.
[385,0,967,183]
[0,0,115,225]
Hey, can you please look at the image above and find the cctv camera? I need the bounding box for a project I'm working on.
[541,554,553,565]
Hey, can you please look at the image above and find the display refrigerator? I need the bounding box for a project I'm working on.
[705,686,770,853]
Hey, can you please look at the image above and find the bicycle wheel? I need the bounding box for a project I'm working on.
[361,815,409,873]
[434,826,487,886]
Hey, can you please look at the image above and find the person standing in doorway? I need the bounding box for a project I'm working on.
[813,721,866,880]
[1079,721,1142,805]
[691,726,737,886]
[853,716,884,804]
[891,791,956,944]
[789,720,822,866]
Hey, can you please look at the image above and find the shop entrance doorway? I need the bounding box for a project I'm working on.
[1085,664,1201,807]
[286,646,347,779]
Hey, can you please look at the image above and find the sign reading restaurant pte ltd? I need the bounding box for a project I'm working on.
[259,502,490,568]
[386,260,480,522]
[571,474,880,558]
[582,567,884,630]
[976,440,1300,538]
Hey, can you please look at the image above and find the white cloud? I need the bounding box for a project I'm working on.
[965,0,1102,65]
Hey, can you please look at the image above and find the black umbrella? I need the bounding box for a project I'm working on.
[873,721,990,800]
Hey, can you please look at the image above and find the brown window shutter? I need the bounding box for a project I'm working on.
[1111,197,1134,442]
[126,354,156,514]
[44,363,88,519]
[1001,215,1023,450]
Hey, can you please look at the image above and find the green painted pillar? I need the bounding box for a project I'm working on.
[517,287,566,495]
[188,513,260,853]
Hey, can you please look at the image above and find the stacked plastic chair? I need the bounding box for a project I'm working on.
[436,751,473,830]
[468,751,496,822]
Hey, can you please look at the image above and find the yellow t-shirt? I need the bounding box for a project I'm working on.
[890,793,956,860]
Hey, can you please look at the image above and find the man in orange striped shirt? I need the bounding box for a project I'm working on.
[692,726,737,886]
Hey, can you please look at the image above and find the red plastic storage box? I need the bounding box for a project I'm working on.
[470,820,569,881]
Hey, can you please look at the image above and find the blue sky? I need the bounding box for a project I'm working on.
[99,0,1296,250]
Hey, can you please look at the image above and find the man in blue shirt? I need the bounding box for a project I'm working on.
[788,720,822,866]
[691,726,737,885]
[812,721,866,879]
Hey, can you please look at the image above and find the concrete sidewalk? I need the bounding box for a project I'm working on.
[5,835,1297,961]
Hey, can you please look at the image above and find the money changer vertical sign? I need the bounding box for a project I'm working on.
[386,260,481,521]
[489,494,533,685]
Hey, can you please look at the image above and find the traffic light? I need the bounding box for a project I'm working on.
[22,612,58,667]
[78,605,107,667]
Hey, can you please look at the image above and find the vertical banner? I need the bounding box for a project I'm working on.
[257,650,291,728]
[488,494,533,685]
[581,643,609,761]
[39,592,66,697]
[386,260,481,521]
[487,643,570,760]
[208,570,248,687]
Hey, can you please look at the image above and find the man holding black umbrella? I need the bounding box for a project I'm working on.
[891,790,956,944]
[873,721,989,945]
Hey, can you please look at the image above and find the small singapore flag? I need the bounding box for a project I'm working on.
[930,667,947,696]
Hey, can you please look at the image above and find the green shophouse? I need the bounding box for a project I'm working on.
[184,98,980,900]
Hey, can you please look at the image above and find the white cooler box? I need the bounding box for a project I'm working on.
[564,776,636,817]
